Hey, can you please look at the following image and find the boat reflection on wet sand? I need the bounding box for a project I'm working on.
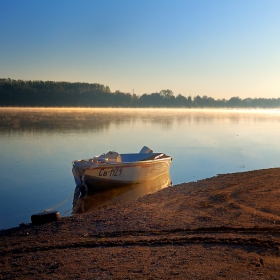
[72,172,172,214]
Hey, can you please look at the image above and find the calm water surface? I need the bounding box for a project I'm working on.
[1,108,280,229]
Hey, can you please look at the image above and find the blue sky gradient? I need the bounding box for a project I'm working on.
[1,0,280,98]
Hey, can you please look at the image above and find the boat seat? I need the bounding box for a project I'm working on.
[105,151,122,162]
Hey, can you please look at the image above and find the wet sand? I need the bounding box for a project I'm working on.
[1,168,280,279]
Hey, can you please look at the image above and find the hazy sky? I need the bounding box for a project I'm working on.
[1,0,280,99]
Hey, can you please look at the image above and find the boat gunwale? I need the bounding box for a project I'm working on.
[85,156,172,170]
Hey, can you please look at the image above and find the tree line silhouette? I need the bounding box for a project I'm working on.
[1,78,280,108]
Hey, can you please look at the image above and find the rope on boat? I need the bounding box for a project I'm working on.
[61,183,88,217]
[61,208,73,217]
[31,176,88,224]
[44,175,88,214]
[44,191,76,213]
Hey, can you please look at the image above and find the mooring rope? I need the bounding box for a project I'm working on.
[44,193,74,212]
[61,208,73,217]
[62,183,89,216]
[43,174,88,216]
[43,185,82,213]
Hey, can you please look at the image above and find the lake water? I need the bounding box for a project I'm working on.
[1,107,280,230]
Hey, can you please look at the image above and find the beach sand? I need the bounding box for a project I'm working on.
[1,168,280,279]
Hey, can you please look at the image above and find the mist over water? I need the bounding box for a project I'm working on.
[0,108,280,230]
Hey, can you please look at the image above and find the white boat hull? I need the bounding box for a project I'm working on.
[84,158,172,187]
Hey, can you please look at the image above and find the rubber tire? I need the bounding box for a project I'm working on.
[31,211,60,225]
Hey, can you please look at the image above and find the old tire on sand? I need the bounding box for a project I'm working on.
[31,211,60,225]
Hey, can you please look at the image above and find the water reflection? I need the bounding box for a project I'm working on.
[1,108,280,135]
[72,172,172,214]
[1,107,280,230]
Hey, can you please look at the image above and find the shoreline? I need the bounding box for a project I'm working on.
[1,167,280,279]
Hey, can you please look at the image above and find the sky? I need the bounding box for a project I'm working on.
[1,0,280,99]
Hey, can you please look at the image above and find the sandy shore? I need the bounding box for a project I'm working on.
[1,168,280,279]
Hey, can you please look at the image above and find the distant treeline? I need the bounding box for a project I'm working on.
[1,78,280,108]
